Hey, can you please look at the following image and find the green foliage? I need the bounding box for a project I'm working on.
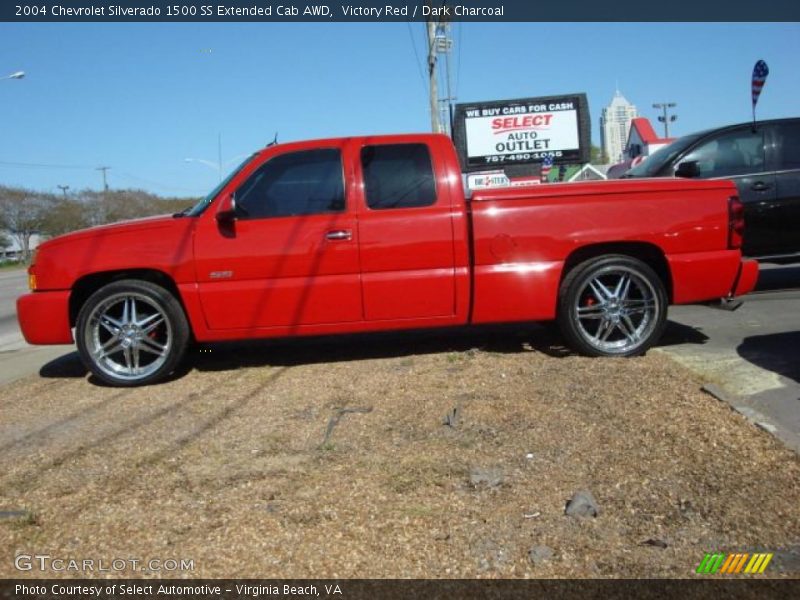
[591,145,609,164]
[0,185,200,241]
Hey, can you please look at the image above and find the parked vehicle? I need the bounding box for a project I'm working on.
[623,118,800,262]
[18,134,758,386]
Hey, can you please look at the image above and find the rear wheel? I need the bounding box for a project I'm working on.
[75,280,189,386]
[557,255,668,357]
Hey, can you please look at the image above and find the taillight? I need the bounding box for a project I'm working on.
[728,196,745,249]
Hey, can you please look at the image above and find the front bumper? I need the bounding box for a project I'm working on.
[16,291,74,345]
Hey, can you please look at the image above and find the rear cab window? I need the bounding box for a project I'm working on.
[360,143,437,210]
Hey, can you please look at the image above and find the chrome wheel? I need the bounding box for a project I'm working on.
[84,292,172,382]
[572,266,660,354]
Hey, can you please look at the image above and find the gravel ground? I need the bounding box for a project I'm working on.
[1,326,799,578]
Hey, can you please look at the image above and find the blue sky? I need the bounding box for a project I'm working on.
[0,22,798,197]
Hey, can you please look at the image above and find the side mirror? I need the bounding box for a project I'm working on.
[215,193,236,224]
[675,161,700,179]
[215,209,236,224]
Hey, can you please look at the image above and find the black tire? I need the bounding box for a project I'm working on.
[557,255,668,357]
[75,279,190,386]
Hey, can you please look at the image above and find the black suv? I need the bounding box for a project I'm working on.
[623,118,800,262]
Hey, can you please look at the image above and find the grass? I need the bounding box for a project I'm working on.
[1,340,799,577]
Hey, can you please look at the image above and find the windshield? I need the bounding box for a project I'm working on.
[181,154,258,217]
[624,133,703,178]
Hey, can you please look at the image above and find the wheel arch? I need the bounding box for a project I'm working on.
[69,269,186,327]
[560,242,673,303]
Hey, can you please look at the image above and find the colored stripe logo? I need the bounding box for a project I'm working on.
[696,552,773,574]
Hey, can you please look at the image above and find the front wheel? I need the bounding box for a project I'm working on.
[75,280,190,386]
[557,255,668,357]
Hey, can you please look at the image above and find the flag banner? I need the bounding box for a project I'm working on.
[752,59,769,107]
[540,155,554,182]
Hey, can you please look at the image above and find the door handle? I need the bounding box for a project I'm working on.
[325,229,352,241]
[751,181,771,192]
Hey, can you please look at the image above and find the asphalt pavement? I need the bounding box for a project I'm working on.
[0,268,29,350]
[0,263,798,453]
[659,263,800,452]
[0,268,73,386]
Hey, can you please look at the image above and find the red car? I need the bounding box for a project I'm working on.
[18,134,758,386]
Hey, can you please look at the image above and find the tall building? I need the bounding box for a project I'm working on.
[600,90,638,164]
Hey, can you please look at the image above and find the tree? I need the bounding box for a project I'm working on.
[40,194,91,237]
[0,187,47,263]
[590,145,609,164]
[0,184,201,249]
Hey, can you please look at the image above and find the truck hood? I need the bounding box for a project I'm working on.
[37,214,183,251]
[31,214,197,291]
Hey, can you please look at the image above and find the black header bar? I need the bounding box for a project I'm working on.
[3,0,799,22]
[3,579,800,600]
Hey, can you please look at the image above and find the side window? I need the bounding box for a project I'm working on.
[775,121,800,171]
[235,149,344,219]
[361,143,437,210]
[681,129,765,178]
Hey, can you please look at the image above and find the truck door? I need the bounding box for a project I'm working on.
[680,126,776,257]
[193,145,363,331]
[353,140,457,321]
[769,120,800,257]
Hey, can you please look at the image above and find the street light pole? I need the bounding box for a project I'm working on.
[185,134,227,182]
[652,102,678,138]
[57,185,70,198]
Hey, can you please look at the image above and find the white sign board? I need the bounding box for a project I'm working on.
[465,109,579,161]
[453,94,590,171]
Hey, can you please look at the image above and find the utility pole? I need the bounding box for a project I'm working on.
[652,102,678,138]
[436,21,455,135]
[57,185,69,198]
[426,19,441,134]
[96,166,110,191]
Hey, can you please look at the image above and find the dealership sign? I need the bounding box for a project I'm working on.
[452,94,591,172]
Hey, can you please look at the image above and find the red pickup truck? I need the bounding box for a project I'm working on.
[18,134,758,386]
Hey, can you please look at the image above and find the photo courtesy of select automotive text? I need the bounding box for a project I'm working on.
[2,1,800,597]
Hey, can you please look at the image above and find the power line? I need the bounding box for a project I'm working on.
[0,159,200,196]
[115,171,202,195]
[455,22,463,100]
[406,21,427,100]
[0,160,95,169]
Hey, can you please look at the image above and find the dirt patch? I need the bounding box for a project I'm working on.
[1,329,799,578]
